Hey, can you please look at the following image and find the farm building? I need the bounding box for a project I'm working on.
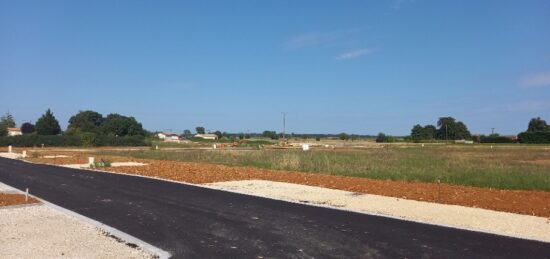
[194,133,218,140]
[7,128,22,136]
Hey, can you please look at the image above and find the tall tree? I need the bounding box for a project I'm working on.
[527,117,549,132]
[101,113,144,136]
[35,109,61,135]
[183,129,192,137]
[67,110,104,134]
[436,117,471,140]
[410,124,425,141]
[424,125,436,139]
[0,112,16,128]
[20,122,35,134]
[195,126,205,134]
[0,123,7,137]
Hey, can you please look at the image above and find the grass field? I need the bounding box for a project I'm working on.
[98,145,550,191]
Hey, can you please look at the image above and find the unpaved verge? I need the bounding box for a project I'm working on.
[0,181,40,207]
[0,193,39,207]
[0,205,154,259]
[204,180,550,243]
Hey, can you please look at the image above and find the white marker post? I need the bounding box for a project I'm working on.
[25,188,29,202]
[88,157,95,167]
[8,145,12,153]
[22,150,27,158]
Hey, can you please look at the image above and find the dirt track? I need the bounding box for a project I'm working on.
[26,154,550,218]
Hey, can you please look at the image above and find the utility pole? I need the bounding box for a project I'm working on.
[491,128,495,135]
[281,112,288,140]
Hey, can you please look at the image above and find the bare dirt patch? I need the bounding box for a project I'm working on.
[0,193,39,207]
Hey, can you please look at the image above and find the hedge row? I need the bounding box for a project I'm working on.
[518,131,550,144]
[0,135,149,147]
[479,135,516,143]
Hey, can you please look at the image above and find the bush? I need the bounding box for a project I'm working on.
[376,133,396,143]
[479,135,516,143]
[0,134,149,147]
[0,135,82,147]
[518,131,550,144]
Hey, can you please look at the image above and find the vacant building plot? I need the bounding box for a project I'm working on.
[22,147,550,218]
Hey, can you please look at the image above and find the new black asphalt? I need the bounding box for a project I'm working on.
[0,157,548,258]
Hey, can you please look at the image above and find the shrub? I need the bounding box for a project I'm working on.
[0,134,148,147]
[479,135,516,143]
[518,131,550,144]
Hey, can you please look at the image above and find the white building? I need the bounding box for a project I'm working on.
[157,132,181,142]
[7,128,22,136]
[194,133,218,140]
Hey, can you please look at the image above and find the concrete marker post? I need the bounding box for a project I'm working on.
[8,145,12,153]
[25,188,29,202]
[22,150,27,158]
[88,157,95,168]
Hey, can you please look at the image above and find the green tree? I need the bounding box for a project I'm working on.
[35,109,61,135]
[376,132,387,143]
[527,117,549,132]
[436,117,471,140]
[0,123,7,137]
[339,132,350,140]
[424,125,436,139]
[410,124,425,142]
[184,129,192,136]
[213,130,223,139]
[20,122,35,134]
[262,130,278,139]
[0,112,16,128]
[101,113,144,136]
[67,110,104,134]
[196,126,205,134]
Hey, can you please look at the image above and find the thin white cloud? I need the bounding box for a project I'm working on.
[336,48,374,60]
[520,71,550,88]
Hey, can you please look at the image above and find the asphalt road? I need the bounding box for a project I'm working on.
[0,157,549,258]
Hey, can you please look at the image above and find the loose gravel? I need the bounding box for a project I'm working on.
[0,205,154,259]
[205,180,550,243]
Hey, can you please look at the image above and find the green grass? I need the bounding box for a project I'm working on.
[97,145,550,191]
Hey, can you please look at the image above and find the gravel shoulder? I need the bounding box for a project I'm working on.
[205,180,550,243]
[0,204,154,259]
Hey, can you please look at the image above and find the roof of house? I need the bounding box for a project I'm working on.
[8,128,21,132]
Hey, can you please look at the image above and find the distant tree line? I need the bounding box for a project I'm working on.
[0,109,148,147]
[410,117,472,142]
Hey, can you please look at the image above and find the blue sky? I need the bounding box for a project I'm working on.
[1,0,549,135]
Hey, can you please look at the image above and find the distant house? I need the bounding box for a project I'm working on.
[194,133,218,140]
[157,132,181,142]
[7,128,22,136]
